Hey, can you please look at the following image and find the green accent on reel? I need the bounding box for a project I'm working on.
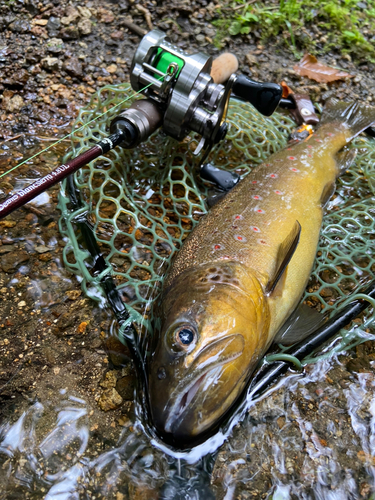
[58,82,375,364]
[153,48,184,77]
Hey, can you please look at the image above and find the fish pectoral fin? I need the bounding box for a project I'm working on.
[265,220,301,295]
[335,148,357,176]
[273,303,327,345]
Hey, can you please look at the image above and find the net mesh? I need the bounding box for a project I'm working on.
[58,83,375,358]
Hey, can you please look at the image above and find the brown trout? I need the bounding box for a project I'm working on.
[148,100,375,445]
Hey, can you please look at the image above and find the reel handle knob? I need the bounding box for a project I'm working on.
[232,75,282,117]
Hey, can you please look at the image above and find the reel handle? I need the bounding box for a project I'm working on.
[232,75,283,116]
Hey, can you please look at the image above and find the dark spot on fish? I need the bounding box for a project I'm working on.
[210,275,220,281]
[209,268,217,273]
[157,367,167,380]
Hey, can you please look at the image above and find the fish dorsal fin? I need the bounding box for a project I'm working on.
[274,303,327,345]
[265,220,301,295]
[336,148,357,176]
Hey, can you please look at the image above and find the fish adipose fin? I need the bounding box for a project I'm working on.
[320,99,375,139]
[335,148,357,176]
[274,303,327,345]
[266,220,301,295]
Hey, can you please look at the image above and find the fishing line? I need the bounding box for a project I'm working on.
[0,78,163,180]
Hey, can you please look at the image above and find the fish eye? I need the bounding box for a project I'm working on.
[175,327,196,348]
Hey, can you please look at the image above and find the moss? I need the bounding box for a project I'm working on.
[213,0,375,60]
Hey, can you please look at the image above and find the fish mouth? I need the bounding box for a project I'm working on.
[156,333,245,441]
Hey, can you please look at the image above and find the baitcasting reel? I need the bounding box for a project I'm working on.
[112,29,283,157]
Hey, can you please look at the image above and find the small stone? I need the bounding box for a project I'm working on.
[9,19,30,33]
[77,321,88,334]
[78,18,92,35]
[18,300,26,308]
[38,252,52,262]
[34,19,48,26]
[77,6,92,18]
[105,335,131,366]
[60,27,80,40]
[0,245,15,255]
[110,31,124,41]
[1,250,29,273]
[100,370,118,389]
[246,53,258,66]
[47,38,64,54]
[47,16,61,32]
[65,290,81,300]
[63,57,83,77]
[5,95,25,112]
[106,64,117,74]
[34,245,51,254]
[98,388,123,411]
[116,375,136,400]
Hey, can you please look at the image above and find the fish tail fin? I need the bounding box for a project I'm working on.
[320,98,375,139]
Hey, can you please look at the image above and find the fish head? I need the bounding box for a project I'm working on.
[148,261,270,446]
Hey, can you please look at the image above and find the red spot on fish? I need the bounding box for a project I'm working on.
[257,209,264,213]
[308,154,312,157]
[253,195,260,200]
[275,190,282,195]
[287,148,292,150]
[251,226,260,232]
[269,174,277,178]
[235,215,242,220]
[315,138,322,143]
[234,234,247,242]
[259,239,267,245]
[327,132,334,137]
[287,156,296,160]
[213,244,222,250]
[290,168,299,172]
[307,145,312,149]
[252,180,257,184]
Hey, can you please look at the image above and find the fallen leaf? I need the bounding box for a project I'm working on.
[294,54,354,83]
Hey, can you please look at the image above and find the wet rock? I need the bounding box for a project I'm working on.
[77,6,92,19]
[63,57,83,77]
[98,387,123,411]
[78,18,92,35]
[41,56,62,71]
[65,290,82,300]
[61,5,80,25]
[105,335,131,366]
[47,37,64,54]
[100,370,117,389]
[47,16,61,35]
[0,245,15,255]
[9,19,30,33]
[3,68,29,87]
[0,250,29,273]
[61,27,80,40]
[116,374,136,400]
[5,94,25,112]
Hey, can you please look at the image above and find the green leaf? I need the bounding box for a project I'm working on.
[229,21,242,35]
[240,26,251,34]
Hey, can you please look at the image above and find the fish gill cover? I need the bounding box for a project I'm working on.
[58,83,375,362]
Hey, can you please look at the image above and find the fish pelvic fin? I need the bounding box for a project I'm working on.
[320,99,375,139]
[265,220,301,295]
[335,148,357,176]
